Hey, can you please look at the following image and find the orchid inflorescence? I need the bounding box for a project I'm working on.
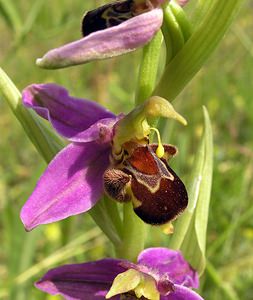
[19,0,207,299]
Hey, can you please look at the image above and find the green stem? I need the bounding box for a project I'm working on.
[155,0,245,101]
[115,203,146,261]
[89,198,121,247]
[104,198,123,238]
[135,30,163,105]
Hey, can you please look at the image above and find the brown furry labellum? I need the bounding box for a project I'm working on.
[103,143,188,225]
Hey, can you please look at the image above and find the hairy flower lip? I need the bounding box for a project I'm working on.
[35,248,203,300]
[36,8,163,69]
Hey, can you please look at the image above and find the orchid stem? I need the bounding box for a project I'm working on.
[135,30,163,105]
[90,198,121,247]
[115,203,146,261]
[104,198,124,238]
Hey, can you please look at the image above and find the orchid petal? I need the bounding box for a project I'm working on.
[162,285,204,300]
[137,248,199,289]
[36,9,163,69]
[36,259,125,300]
[21,142,110,231]
[22,83,116,142]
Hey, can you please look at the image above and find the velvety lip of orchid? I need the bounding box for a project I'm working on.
[35,248,203,300]
[36,7,164,69]
[20,83,119,231]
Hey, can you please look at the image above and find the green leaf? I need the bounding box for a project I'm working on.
[169,106,213,275]
[155,0,245,101]
[169,1,192,42]
[191,0,213,28]
[162,2,191,63]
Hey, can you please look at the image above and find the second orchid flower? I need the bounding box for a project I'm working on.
[36,0,188,69]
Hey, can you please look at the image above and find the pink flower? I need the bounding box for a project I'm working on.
[36,1,167,69]
[36,248,203,300]
[21,83,188,231]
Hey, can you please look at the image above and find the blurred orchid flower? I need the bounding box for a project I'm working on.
[21,83,188,231]
[36,0,189,69]
[177,0,190,6]
[36,247,203,300]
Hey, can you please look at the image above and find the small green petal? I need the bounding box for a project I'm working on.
[113,96,186,151]
[144,96,187,125]
[135,275,160,300]
[106,269,141,299]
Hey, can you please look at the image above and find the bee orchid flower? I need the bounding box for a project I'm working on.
[21,83,188,231]
[36,0,188,69]
[35,247,203,300]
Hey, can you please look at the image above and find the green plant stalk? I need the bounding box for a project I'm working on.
[155,0,245,101]
[135,30,163,105]
[115,203,146,261]
[104,197,124,238]
[90,198,121,246]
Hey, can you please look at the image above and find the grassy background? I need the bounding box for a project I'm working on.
[0,1,252,299]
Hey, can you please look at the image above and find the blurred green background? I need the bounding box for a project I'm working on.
[0,1,252,299]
